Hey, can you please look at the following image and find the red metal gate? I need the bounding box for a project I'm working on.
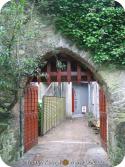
[24,84,38,152]
[99,88,107,150]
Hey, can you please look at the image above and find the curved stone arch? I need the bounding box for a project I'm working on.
[27,29,125,164]
[35,46,109,144]
[39,46,109,92]
[23,25,121,159]
[30,28,109,89]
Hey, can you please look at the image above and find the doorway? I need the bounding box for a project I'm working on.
[23,52,107,153]
[72,83,88,116]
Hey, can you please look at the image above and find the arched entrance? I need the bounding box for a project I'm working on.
[23,49,107,153]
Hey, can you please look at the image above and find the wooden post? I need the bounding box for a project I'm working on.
[77,64,81,83]
[57,69,61,83]
[87,71,91,82]
[67,61,71,83]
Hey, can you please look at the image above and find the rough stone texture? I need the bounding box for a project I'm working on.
[0,123,19,164]
[114,122,125,165]
[100,69,125,165]
[0,102,21,165]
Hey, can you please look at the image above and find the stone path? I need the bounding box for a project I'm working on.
[13,117,111,167]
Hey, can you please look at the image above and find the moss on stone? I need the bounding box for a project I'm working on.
[0,123,20,164]
[113,122,125,165]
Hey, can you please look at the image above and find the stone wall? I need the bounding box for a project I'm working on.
[99,69,125,165]
[0,122,19,164]
[115,122,125,165]
[0,103,22,165]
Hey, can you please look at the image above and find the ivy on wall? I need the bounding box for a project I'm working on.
[37,0,125,66]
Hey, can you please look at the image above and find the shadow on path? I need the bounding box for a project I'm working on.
[13,117,111,167]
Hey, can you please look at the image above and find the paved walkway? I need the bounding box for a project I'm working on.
[13,117,111,167]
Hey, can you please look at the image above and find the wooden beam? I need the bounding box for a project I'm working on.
[77,64,81,83]
[57,69,61,83]
[67,61,71,83]
[87,71,91,82]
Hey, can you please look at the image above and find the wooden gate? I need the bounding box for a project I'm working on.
[24,84,38,152]
[99,88,107,150]
[43,96,65,134]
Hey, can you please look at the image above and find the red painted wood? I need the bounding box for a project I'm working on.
[99,88,107,151]
[87,71,91,82]
[72,88,75,112]
[40,59,95,83]
[67,61,71,83]
[24,85,38,152]
[77,64,81,83]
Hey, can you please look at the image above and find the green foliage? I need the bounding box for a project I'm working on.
[0,0,39,112]
[38,102,43,135]
[37,0,125,66]
[86,112,95,127]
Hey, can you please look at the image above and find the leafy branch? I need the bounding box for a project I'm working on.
[0,0,39,112]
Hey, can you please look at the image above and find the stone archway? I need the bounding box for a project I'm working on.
[3,12,125,165]
[24,48,107,148]
[25,48,108,150]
